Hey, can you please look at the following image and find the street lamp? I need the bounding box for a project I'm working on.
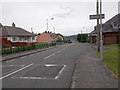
[46,18,54,32]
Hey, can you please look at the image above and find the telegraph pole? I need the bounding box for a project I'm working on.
[100,0,103,60]
[97,0,100,52]
[89,0,104,61]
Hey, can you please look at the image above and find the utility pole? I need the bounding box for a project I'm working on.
[97,0,100,52]
[89,0,104,61]
[100,0,103,60]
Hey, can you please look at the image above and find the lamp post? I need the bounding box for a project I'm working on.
[53,27,55,33]
[46,18,54,32]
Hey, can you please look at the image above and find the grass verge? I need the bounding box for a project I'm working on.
[104,44,119,47]
[96,49,119,78]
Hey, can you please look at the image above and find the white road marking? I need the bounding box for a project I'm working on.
[21,56,26,58]
[0,64,33,79]
[55,65,66,79]
[12,64,66,80]
[6,59,16,63]
[12,77,54,80]
[44,64,59,67]
[43,53,55,60]
[0,65,25,67]
[56,51,61,54]
[30,54,34,56]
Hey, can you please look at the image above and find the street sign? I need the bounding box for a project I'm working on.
[89,14,105,19]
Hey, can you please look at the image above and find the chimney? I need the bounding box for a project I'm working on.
[12,22,16,27]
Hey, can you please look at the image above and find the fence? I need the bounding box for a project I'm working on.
[1,43,56,55]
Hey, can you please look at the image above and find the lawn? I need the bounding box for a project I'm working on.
[104,44,119,47]
[97,49,119,78]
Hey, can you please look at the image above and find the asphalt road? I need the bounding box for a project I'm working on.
[1,43,118,88]
[2,43,83,88]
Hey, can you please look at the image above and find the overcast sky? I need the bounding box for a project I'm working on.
[0,0,119,36]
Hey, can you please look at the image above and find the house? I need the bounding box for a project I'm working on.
[37,31,64,43]
[56,34,64,41]
[0,23,37,46]
[37,31,56,43]
[89,14,120,44]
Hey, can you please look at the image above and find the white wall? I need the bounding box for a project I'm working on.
[7,36,37,43]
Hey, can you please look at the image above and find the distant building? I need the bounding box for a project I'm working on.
[89,14,120,44]
[56,34,64,41]
[0,23,37,46]
[37,31,64,43]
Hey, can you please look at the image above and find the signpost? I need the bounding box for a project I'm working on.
[89,0,104,61]
[90,14,105,19]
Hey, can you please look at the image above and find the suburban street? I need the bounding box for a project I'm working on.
[2,43,81,88]
[1,43,118,88]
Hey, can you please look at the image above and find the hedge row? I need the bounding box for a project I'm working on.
[1,43,56,55]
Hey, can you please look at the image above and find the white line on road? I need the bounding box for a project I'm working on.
[6,59,16,63]
[56,51,61,54]
[0,64,33,80]
[30,54,34,56]
[12,77,52,80]
[44,64,59,67]
[55,65,66,79]
[43,53,55,60]
[21,56,27,58]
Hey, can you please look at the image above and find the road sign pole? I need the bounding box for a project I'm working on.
[100,0,103,61]
[96,0,100,52]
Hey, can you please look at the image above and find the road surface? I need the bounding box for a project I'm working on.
[2,43,83,88]
[1,43,118,88]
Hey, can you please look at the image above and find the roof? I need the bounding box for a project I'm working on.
[0,26,35,37]
[0,23,3,28]
[90,14,120,34]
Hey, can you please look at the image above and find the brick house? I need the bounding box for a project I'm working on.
[37,31,64,43]
[37,31,57,43]
[89,14,120,44]
[0,23,37,46]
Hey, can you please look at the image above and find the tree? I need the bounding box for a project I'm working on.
[77,34,81,42]
[77,34,89,43]
[56,37,62,42]
[38,33,41,35]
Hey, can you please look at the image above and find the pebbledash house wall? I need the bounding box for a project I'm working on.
[0,36,37,43]
[7,36,37,43]
[37,33,54,43]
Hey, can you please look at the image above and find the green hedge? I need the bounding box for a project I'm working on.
[1,43,56,55]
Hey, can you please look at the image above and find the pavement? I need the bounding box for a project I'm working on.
[1,43,118,88]
[71,43,118,88]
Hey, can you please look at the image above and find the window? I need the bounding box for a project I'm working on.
[111,22,118,29]
[12,37,16,41]
[19,37,22,41]
[32,36,35,40]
